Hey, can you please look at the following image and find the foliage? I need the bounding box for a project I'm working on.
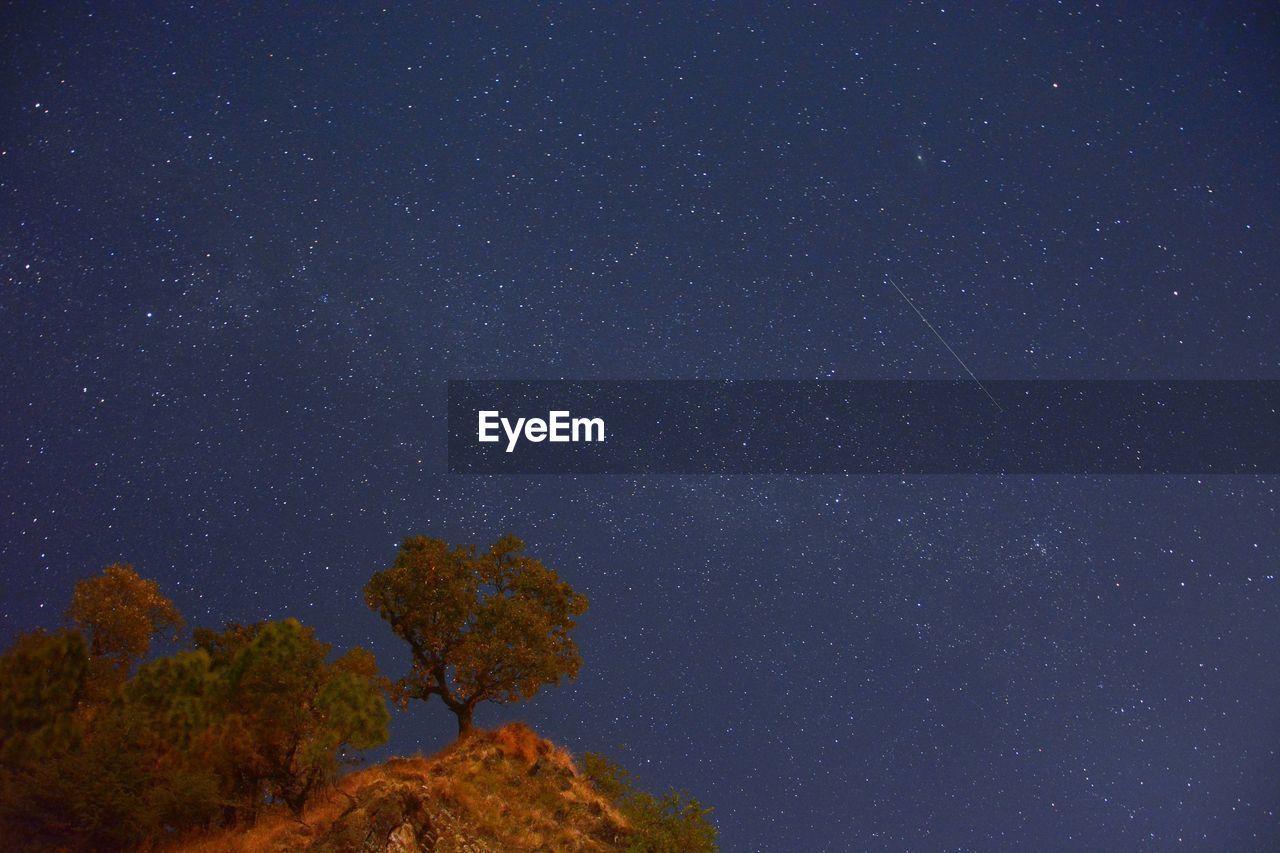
[202,618,391,814]
[583,752,718,852]
[365,533,588,734]
[0,629,88,767]
[67,562,184,663]
[67,562,184,704]
[0,549,717,852]
[0,566,388,849]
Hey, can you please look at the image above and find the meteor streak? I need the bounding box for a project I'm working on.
[886,274,1003,413]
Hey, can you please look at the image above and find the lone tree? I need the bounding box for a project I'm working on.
[364,534,587,736]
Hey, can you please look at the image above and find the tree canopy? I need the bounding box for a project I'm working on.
[1,568,388,848]
[191,618,391,815]
[0,629,88,768]
[67,563,184,704]
[364,534,588,734]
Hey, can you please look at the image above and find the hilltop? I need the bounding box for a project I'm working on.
[1,555,714,851]
[174,724,669,852]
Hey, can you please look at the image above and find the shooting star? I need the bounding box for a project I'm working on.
[886,274,1003,412]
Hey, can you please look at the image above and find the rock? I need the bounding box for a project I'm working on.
[309,780,432,852]
[387,821,418,852]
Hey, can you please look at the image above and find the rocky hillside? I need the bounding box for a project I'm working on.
[177,724,636,852]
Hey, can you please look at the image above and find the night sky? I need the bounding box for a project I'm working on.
[2,3,1279,850]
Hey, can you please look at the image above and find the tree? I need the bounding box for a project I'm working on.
[1,568,391,845]
[1,563,185,847]
[0,629,88,768]
[67,563,183,703]
[0,629,92,847]
[196,619,390,815]
[365,534,588,736]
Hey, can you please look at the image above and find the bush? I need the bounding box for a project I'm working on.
[583,751,718,852]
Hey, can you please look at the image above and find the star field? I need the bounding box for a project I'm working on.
[2,4,1278,849]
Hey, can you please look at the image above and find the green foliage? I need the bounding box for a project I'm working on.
[0,629,88,767]
[120,648,217,747]
[583,752,718,852]
[365,533,588,734]
[0,566,389,849]
[0,629,148,849]
[206,618,391,814]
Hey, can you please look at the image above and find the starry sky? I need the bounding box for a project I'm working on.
[2,3,1279,850]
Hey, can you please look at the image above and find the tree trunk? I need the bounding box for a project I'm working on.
[455,704,474,737]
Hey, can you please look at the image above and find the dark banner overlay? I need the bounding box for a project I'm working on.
[447,381,1279,474]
